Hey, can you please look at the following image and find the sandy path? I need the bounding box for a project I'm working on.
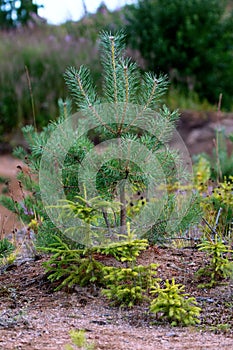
[0,155,24,235]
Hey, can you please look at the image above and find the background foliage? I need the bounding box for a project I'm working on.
[1,0,233,142]
[0,0,41,29]
[0,26,102,140]
[126,0,233,109]
[0,6,123,141]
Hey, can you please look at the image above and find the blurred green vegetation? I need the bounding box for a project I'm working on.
[126,0,233,110]
[0,26,101,140]
[1,1,233,143]
[0,6,125,142]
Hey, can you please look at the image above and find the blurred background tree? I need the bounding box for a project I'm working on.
[0,0,41,29]
[126,0,233,109]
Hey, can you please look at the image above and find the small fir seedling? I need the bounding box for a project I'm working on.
[42,219,156,306]
[64,329,95,350]
[41,236,105,290]
[98,221,148,262]
[102,263,159,307]
[196,234,233,288]
[101,221,159,307]
[51,189,121,246]
[150,278,201,326]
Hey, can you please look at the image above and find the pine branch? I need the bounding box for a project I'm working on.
[140,73,168,110]
[13,146,27,161]
[100,31,128,112]
[64,65,116,134]
[21,125,36,147]
[16,170,39,193]
[119,59,140,129]
[57,98,73,122]
[64,65,98,110]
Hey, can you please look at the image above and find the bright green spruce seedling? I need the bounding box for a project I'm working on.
[150,278,201,326]
[102,263,159,307]
[41,236,105,290]
[196,235,233,288]
[101,222,159,307]
[98,221,148,262]
[64,329,95,350]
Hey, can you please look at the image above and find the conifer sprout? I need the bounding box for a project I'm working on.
[39,31,194,246]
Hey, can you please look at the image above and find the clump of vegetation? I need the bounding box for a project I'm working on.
[196,235,233,288]
[0,238,15,258]
[193,129,233,237]
[41,236,105,291]
[0,29,101,139]
[65,329,95,350]
[0,30,205,326]
[98,221,149,262]
[194,128,233,183]
[0,238,16,266]
[101,223,159,307]
[102,263,159,307]
[41,219,156,309]
[150,278,201,326]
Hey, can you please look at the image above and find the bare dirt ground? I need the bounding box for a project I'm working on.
[0,155,25,236]
[0,154,233,350]
[0,248,233,350]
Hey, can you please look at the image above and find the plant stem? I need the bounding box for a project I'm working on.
[120,180,127,234]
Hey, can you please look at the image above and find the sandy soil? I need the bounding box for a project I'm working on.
[0,155,26,236]
[0,247,233,350]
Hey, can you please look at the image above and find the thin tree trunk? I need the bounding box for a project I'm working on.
[102,209,111,233]
[120,180,127,234]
